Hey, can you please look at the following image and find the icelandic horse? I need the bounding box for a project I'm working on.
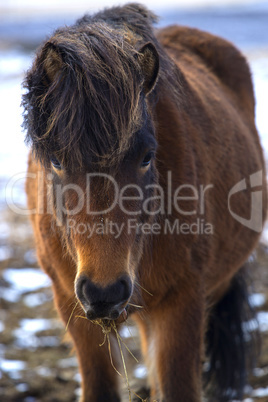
[23,3,267,401]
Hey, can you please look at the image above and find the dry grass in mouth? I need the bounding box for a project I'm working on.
[65,284,155,401]
[74,315,151,402]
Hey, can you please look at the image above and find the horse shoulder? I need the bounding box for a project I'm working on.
[157,25,255,117]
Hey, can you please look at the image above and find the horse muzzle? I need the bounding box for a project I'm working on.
[75,274,132,321]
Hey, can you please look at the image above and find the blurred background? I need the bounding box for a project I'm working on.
[0,1,268,401]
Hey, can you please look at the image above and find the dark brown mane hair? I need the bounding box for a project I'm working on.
[22,3,176,170]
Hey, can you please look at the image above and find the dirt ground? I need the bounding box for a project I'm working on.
[0,207,268,402]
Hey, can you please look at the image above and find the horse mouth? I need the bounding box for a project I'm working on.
[85,305,129,324]
[114,307,128,324]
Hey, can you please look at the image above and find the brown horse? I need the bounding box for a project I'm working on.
[23,3,267,401]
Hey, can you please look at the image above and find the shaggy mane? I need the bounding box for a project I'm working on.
[22,3,165,170]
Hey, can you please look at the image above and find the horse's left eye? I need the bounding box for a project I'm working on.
[141,151,154,168]
[51,157,62,170]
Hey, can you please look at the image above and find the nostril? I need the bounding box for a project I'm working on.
[118,276,132,302]
[75,276,92,308]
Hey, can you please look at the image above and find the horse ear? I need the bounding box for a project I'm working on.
[43,44,63,83]
[138,42,159,95]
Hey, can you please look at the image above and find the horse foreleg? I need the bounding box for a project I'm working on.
[134,315,156,396]
[151,287,204,402]
[53,285,121,402]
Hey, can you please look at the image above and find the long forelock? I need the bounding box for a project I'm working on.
[23,22,146,170]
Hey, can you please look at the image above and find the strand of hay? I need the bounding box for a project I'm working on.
[128,303,144,309]
[114,321,132,402]
[75,315,148,401]
[111,320,149,402]
[135,282,153,297]
[65,301,79,332]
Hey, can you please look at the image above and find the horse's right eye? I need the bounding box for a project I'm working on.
[141,151,154,168]
[51,157,62,170]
